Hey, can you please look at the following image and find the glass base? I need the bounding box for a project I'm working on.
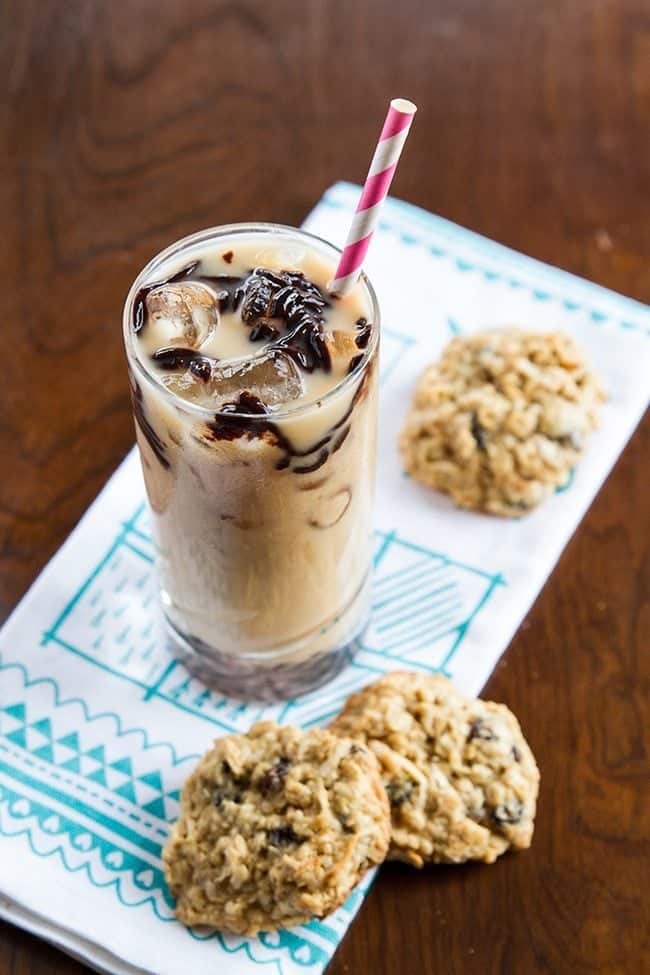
[164,615,366,702]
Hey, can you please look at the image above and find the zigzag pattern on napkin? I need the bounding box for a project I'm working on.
[0,660,364,973]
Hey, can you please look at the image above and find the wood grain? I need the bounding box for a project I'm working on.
[1,1,648,972]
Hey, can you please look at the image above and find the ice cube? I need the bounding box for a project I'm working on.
[160,370,210,406]
[325,329,360,371]
[252,243,308,269]
[146,282,219,348]
[161,350,304,411]
[211,351,304,409]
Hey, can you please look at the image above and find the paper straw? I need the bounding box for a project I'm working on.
[328,98,417,296]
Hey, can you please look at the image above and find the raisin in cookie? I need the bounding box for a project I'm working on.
[330,673,539,867]
[400,328,605,516]
[163,722,390,934]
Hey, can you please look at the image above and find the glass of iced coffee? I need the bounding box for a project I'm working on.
[123,224,379,700]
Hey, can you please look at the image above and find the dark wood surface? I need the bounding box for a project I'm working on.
[1,1,648,972]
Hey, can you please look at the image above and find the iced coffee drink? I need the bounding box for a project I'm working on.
[123,224,379,699]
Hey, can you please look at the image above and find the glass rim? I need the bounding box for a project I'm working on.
[122,222,380,422]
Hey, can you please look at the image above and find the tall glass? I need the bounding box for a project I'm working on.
[123,224,379,700]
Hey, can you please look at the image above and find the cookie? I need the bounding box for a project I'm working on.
[400,328,605,516]
[330,672,539,867]
[163,721,390,934]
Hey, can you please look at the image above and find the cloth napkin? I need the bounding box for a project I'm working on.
[0,182,647,975]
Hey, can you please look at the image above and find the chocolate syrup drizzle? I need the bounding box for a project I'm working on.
[151,347,215,375]
[131,382,170,470]
[202,386,365,476]
[131,259,373,473]
[133,263,333,373]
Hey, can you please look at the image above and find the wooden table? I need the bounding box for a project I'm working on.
[2,1,648,972]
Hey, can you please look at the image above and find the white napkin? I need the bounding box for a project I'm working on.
[0,182,647,975]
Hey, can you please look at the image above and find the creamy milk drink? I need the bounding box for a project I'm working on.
[123,224,379,699]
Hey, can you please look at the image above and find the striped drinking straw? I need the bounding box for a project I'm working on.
[327,98,417,296]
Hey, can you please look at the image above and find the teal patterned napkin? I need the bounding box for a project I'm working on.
[0,183,648,975]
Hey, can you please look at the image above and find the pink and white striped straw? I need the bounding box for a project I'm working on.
[328,97,417,296]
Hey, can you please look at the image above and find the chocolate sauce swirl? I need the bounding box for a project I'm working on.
[239,268,331,373]
[132,259,374,472]
[152,347,217,375]
[133,262,334,374]
[202,371,370,476]
[131,382,170,469]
